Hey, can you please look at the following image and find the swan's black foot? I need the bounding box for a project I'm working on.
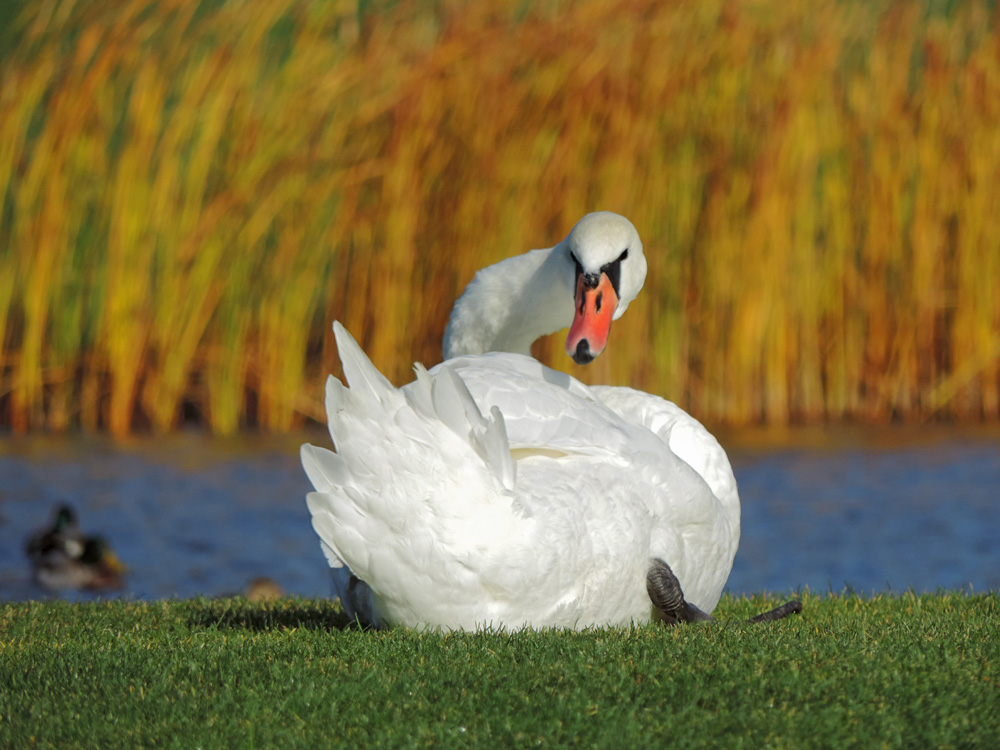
[646,558,713,625]
[749,599,803,623]
[646,558,803,626]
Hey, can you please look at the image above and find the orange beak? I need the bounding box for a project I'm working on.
[565,271,619,364]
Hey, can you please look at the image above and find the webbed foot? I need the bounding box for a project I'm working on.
[749,599,803,622]
[646,558,803,626]
[646,558,713,624]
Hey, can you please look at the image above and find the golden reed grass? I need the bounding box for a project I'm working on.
[1,0,999,436]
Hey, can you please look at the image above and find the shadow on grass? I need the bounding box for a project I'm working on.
[183,596,361,632]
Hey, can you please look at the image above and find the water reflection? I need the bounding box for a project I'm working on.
[1,429,998,602]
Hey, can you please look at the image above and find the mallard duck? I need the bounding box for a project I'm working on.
[25,504,127,591]
[25,504,83,560]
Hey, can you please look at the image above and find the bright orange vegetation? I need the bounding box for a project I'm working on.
[1,0,999,435]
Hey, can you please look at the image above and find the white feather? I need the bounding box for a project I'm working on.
[333,322,396,407]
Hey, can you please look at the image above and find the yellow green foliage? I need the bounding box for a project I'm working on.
[1,0,999,435]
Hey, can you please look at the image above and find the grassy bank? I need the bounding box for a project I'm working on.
[1,592,997,747]
[2,0,1000,435]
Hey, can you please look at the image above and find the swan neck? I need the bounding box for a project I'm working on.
[443,244,572,359]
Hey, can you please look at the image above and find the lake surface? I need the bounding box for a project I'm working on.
[1,428,998,603]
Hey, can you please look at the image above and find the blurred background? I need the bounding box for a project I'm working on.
[1,0,998,602]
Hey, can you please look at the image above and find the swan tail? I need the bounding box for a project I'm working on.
[431,366,517,492]
[332,321,396,407]
[302,445,358,569]
[404,363,436,419]
[304,489,347,569]
[302,323,526,624]
[484,406,516,492]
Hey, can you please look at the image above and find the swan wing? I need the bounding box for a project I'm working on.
[587,385,740,521]
[303,323,531,629]
[432,354,738,613]
[430,353,637,458]
[589,384,741,609]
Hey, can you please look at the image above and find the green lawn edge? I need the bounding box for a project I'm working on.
[2,591,997,748]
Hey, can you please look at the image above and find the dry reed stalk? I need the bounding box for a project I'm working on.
[0,0,999,435]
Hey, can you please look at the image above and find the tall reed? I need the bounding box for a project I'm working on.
[1,0,998,435]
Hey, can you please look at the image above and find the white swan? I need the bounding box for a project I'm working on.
[303,212,742,631]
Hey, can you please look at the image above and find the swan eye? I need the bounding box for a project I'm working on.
[599,249,628,297]
[572,249,627,296]
[599,250,628,276]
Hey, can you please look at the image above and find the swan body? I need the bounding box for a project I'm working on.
[303,212,740,630]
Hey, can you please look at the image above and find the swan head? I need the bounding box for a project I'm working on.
[562,212,646,365]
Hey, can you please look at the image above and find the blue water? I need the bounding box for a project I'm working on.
[726,437,1000,596]
[1,430,998,602]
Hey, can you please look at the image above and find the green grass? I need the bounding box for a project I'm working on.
[1,591,997,747]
